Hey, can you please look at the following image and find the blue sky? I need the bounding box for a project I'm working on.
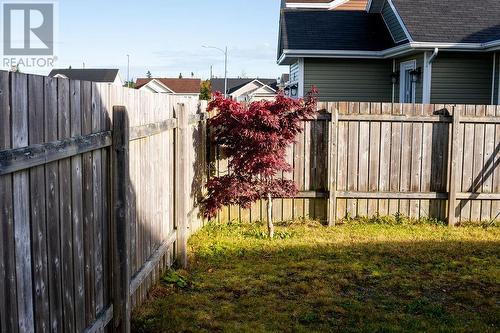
[51,0,283,80]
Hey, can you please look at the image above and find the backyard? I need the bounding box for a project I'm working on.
[132,219,499,333]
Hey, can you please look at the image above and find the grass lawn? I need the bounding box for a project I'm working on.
[132,219,499,333]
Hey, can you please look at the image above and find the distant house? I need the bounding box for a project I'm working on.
[48,69,123,86]
[278,0,500,104]
[210,78,279,102]
[278,74,290,90]
[135,78,201,100]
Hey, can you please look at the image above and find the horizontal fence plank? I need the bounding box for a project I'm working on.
[459,116,499,124]
[81,305,113,333]
[292,191,500,201]
[337,191,449,200]
[456,193,500,200]
[291,191,329,198]
[0,131,112,175]
[189,112,209,124]
[338,114,453,123]
[129,230,177,296]
[130,118,177,141]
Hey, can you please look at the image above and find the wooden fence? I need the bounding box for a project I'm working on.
[1,71,499,332]
[215,102,500,225]
[0,71,207,332]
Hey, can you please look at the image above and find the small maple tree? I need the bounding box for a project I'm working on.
[202,88,318,237]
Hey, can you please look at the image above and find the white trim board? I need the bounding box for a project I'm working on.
[399,59,416,104]
[422,52,432,104]
[278,40,500,64]
[298,58,305,98]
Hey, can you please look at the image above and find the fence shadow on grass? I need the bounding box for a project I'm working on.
[133,235,500,332]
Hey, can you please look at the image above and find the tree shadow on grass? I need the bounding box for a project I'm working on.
[132,236,499,333]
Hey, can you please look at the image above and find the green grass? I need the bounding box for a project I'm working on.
[132,219,500,333]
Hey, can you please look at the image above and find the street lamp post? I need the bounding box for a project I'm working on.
[126,54,130,88]
[202,45,228,97]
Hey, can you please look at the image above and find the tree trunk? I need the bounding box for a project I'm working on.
[266,193,274,238]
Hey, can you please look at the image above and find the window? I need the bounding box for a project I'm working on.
[399,60,416,103]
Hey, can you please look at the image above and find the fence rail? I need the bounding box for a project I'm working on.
[215,102,500,225]
[0,71,208,332]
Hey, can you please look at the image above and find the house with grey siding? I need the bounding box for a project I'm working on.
[278,0,500,105]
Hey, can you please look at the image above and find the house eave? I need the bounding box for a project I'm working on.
[278,39,500,65]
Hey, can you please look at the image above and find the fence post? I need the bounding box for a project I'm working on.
[327,103,338,226]
[111,106,131,332]
[447,105,461,226]
[175,103,189,268]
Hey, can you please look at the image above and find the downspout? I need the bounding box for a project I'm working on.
[392,59,395,103]
[424,48,439,104]
[428,47,439,64]
[491,52,496,105]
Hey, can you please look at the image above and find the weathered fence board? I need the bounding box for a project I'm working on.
[28,73,50,333]
[44,76,64,332]
[0,70,18,333]
[12,73,34,333]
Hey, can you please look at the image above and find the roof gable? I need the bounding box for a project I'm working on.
[135,78,201,94]
[279,9,396,56]
[48,69,120,83]
[137,79,174,93]
[210,78,278,94]
[229,80,277,97]
[380,0,408,43]
[391,0,500,44]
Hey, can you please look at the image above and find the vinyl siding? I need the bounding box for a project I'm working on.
[304,58,393,102]
[431,52,493,105]
[395,53,424,103]
[368,0,385,13]
[381,0,407,42]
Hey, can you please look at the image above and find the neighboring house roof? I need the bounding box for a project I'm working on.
[279,10,396,55]
[48,69,120,83]
[278,0,500,64]
[210,78,278,94]
[391,0,500,44]
[230,79,277,96]
[135,78,201,94]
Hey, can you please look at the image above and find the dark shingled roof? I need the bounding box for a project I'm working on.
[210,78,278,94]
[279,9,397,57]
[392,0,500,44]
[48,69,119,82]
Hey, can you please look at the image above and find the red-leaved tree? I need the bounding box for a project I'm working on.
[202,88,318,237]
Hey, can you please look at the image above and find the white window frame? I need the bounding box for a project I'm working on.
[399,59,416,103]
